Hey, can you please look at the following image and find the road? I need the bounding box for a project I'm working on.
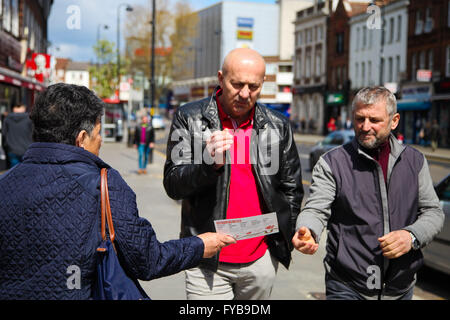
[99,126,449,300]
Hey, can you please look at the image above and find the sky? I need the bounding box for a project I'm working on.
[48,0,277,62]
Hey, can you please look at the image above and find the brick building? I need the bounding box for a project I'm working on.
[401,0,450,147]
[325,0,367,129]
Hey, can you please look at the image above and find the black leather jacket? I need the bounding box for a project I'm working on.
[163,89,303,271]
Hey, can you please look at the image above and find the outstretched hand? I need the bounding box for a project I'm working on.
[292,227,319,255]
[197,232,236,258]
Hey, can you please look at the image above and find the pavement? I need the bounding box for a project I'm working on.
[294,132,450,164]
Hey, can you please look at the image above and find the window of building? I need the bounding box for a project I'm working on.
[368,29,373,49]
[428,49,434,71]
[397,15,402,42]
[3,0,11,32]
[380,58,385,84]
[318,26,323,41]
[388,57,393,82]
[381,19,386,45]
[336,32,344,54]
[389,17,394,43]
[415,10,423,35]
[362,26,367,49]
[355,63,359,86]
[279,65,292,73]
[396,55,400,82]
[296,56,302,78]
[446,46,450,77]
[356,27,360,51]
[424,7,433,33]
[11,0,18,37]
[411,52,417,80]
[448,0,450,27]
[419,51,425,69]
[306,53,311,78]
[361,62,366,86]
[297,31,303,47]
[315,53,322,76]
[368,61,372,85]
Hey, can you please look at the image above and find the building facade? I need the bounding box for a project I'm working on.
[402,0,450,147]
[292,0,330,134]
[171,0,309,116]
[326,0,367,129]
[0,0,53,114]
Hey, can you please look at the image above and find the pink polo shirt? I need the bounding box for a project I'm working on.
[216,91,268,264]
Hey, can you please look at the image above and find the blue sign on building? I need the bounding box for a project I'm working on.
[237,17,254,28]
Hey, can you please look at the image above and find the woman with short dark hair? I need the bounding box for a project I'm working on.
[0,83,234,300]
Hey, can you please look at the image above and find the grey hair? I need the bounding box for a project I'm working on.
[352,86,397,117]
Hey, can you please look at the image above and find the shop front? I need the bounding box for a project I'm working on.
[432,80,450,148]
[0,66,45,115]
[396,83,432,145]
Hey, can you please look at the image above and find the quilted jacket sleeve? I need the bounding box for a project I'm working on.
[106,169,204,281]
[163,108,222,200]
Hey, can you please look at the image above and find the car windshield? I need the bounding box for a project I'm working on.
[322,132,353,145]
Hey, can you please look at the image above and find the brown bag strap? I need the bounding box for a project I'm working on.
[100,168,115,242]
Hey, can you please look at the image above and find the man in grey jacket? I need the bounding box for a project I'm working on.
[292,86,444,300]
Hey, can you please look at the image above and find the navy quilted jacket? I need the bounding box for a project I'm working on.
[0,143,204,300]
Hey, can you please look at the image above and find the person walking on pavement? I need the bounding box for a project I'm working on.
[430,119,440,152]
[3,104,33,168]
[292,86,444,300]
[0,83,235,300]
[133,114,155,174]
[164,48,303,300]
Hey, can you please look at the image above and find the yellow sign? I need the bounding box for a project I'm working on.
[237,30,253,40]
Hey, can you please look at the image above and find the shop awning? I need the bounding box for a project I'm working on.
[0,66,45,91]
[396,99,431,111]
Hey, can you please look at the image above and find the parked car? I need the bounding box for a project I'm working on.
[309,130,355,170]
[422,174,450,275]
[152,114,165,130]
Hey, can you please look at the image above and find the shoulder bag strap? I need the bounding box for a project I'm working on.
[100,168,116,243]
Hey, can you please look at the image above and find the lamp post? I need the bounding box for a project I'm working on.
[117,3,133,101]
[150,0,156,114]
[96,24,109,69]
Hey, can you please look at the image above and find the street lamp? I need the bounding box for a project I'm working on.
[150,0,156,114]
[117,3,133,100]
[96,24,109,69]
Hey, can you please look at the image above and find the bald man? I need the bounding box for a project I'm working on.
[164,48,303,300]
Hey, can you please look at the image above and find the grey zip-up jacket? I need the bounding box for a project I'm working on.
[296,134,444,299]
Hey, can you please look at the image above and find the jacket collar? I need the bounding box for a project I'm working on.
[352,133,405,161]
[22,142,110,169]
[203,86,269,129]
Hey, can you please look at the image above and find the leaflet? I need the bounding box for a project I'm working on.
[214,212,279,241]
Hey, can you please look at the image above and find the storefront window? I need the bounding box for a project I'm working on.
[3,0,11,32]
[11,0,18,37]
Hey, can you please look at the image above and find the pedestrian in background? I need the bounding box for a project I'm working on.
[133,114,155,174]
[0,83,235,300]
[430,119,440,152]
[3,104,33,168]
[326,117,336,133]
[164,48,303,300]
[292,86,444,300]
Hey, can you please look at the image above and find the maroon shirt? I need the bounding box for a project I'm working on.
[363,139,391,184]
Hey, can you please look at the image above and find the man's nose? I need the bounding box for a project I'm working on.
[239,85,250,99]
[362,119,371,131]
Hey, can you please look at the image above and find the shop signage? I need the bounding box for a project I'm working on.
[416,69,432,82]
[237,17,254,28]
[26,53,52,83]
[326,93,344,105]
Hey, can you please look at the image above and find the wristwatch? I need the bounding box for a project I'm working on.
[409,232,420,250]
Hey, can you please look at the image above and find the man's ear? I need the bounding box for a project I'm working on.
[75,130,88,148]
[218,70,224,87]
[391,113,400,131]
